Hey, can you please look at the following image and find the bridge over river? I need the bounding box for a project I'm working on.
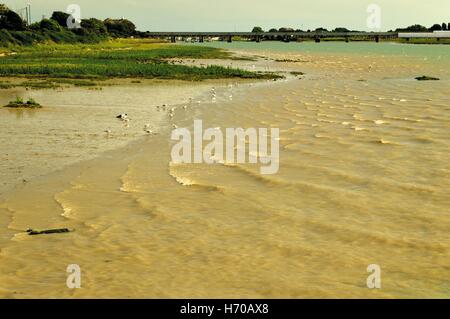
[145,31,398,43]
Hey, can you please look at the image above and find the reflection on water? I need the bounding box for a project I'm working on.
[0,44,449,298]
[6,108,39,119]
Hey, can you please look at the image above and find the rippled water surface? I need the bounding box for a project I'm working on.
[0,43,449,298]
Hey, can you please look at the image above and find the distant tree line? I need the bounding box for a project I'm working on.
[0,4,145,46]
[394,23,449,32]
[395,22,450,32]
[252,26,361,34]
[252,23,450,34]
[251,26,359,40]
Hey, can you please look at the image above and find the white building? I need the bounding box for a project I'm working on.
[399,30,450,38]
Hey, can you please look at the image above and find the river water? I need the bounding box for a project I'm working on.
[0,42,449,298]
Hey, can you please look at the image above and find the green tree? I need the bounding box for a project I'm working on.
[279,27,294,32]
[268,28,278,33]
[251,26,264,33]
[81,18,108,35]
[0,5,26,30]
[104,18,136,37]
[442,23,447,31]
[429,24,442,31]
[396,24,428,32]
[315,27,328,32]
[334,27,350,32]
[51,11,71,28]
[39,19,63,32]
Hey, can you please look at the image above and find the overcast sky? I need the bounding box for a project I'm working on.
[4,0,450,32]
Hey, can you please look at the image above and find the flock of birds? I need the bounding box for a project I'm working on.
[104,112,160,137]
[103,85,234,138]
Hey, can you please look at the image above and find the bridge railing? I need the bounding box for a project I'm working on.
[145,31,398,38]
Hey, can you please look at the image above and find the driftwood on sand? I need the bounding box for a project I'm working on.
[26,228,71,236]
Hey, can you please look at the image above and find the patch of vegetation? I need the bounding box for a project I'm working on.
[415,76,440,81]
[4,96,42,108]
[0,2,279,81]
[52,79,98,86]
[20,80,61,89]
[290,71,305,76]
[0,80,12,88]
[0,42,281,81]
[0,5,136,47]
[0,78,102,89]
[275,58,308,63]
[230,56,257,61]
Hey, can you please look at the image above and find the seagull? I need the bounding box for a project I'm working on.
[172,124,178,129]
[144,124,151,130]
[116,113,128,120]
[145,129,153,134]
[183,105,187,110]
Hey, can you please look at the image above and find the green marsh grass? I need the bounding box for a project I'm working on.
[4,96,42,108]
[0,40,280,81]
